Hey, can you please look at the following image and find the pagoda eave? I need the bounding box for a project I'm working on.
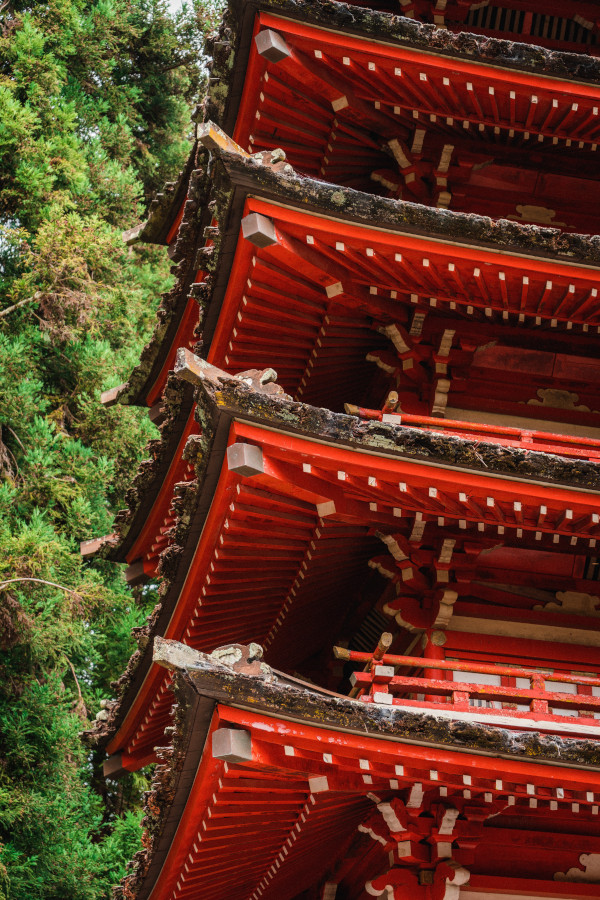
[87,358,600,771]
[115,153,211,409]
[99,147,600,553]
[196,147,600,416]
[113,638,600,900]
[101,3,600,897]
[214,146,600,263]
[105,378,196,568]
[189,354,600,493]
[104,144,600,571]
[156,637,600,769]
[199,0,600,231]
[124,139,200,248]
[218,0,600,137]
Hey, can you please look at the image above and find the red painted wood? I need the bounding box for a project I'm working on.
[467,875,600,898]
[257,11,600,99]
[165,200,186,246]
[108,417,600,764]
[125,408,198,567]
[138,701,600,899]
[345,652,600,687]
[205,194,600,438]
[226,12,600,231]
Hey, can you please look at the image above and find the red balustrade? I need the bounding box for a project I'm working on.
[334,643,600,731]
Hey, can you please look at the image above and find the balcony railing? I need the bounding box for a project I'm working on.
[334,641,600,733]
[344,406,600,461]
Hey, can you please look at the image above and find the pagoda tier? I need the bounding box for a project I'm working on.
[103,0,600,409]
[340,1,600,56]
[202,147,600,417]
[84,358,600,774]
[200,0,600,232]
[113,638,600,900]
[87,145,600,582]
[83,0,600,895]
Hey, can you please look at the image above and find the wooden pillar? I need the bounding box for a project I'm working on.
[423,629,446,703]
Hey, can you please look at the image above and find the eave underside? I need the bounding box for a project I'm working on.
[116,650,600,900]
[218,2,600,232]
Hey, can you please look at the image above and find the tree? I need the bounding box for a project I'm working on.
[0,1,217,896]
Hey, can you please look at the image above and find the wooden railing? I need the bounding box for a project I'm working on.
[334,644,600,726]
[344,406,600,461]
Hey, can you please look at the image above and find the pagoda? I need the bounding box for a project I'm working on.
[84,1,600,898]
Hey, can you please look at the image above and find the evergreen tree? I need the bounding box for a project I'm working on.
[0,2,220,896]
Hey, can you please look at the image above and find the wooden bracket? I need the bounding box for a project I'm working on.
[241,212,278,248]
[212,728,253,763]
[255,28,292,63]
[227,442,264,477]
[100,384,127,407]
[196,120,250,158]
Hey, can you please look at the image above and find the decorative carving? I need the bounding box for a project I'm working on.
[358,784,497,898]
[435,861,470,900]
[432,377,451,417]
[381,594,430,632]
[527,388,590,412]
[367,319,455,420]
[508,204,566,226]
[359,794,426,854]
[365,860,469,899]
[378,799,408,834]
[365,868,421,898]
[534,591,600,617]
[235,367,291,398]
[375,530,463,633]
[370,532,421,591]
[210,642,272,677]
[555,853,600,883]
[366,869,421,898]
[359,798,408,849]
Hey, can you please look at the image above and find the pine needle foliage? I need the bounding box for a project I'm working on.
[0,1,220,896]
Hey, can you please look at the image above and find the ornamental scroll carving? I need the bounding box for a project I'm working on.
[555,853,600,883]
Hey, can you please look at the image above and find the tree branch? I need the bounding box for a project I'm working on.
[64,655,87,718]
[0,577,84,596]
[4,424,25,453]
[0,292,41,319]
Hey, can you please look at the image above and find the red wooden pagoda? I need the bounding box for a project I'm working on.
[83,2,600,898]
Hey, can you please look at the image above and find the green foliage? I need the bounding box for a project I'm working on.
[0,0,215,897]
[0,675,142,900]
